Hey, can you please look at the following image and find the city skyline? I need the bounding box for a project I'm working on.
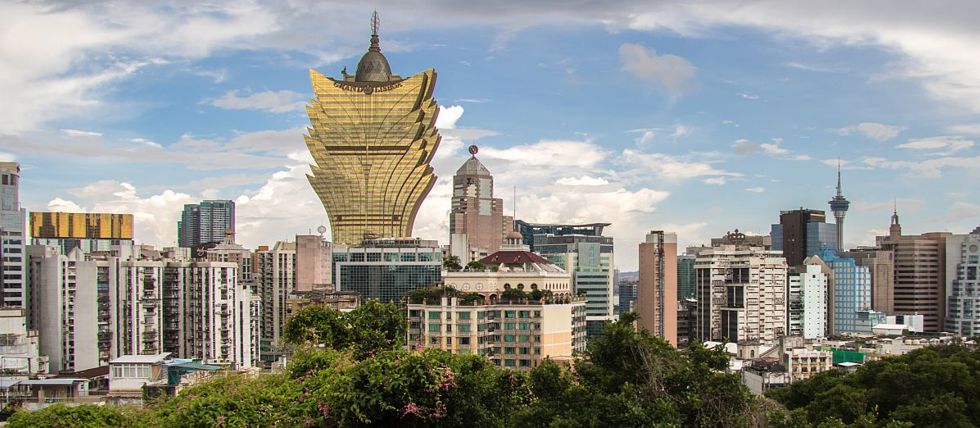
[2,2,980,270]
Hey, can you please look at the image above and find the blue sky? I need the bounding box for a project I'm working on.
[2,1,979,269]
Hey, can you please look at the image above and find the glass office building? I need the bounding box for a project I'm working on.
[677,254,696,300]
[821,248,881,335]
[332,238,441,304]
[535,234,615,337]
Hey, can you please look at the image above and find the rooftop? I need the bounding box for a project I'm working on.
[110,353,171,364]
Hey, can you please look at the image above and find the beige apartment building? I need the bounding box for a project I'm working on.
[637,230,678,345]
[407,296,586,369]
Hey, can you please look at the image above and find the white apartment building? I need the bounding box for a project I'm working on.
[26,246,104,372]
[164,261,255,369]
[29,243,256,372]
[787,257,831,339]
[0,163,26,308]
[695,245,788,344]
[0,308,48,377]
[946,228,980,335]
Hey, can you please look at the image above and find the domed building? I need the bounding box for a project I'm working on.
[304,12,441,246]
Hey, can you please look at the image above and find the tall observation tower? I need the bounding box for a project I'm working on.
[304,12,441,245]
[828,161,850,252]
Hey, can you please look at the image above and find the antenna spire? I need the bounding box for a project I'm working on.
[371,11,379,36]
[836,158,842,196]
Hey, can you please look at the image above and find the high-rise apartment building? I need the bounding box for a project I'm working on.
[0,162,26,308]
[694,244,787,343]
[177,200,235,248]
[944,226,980,335]
[820,248,883,335]
[535,234,615,337]
[28,242,257,372]
[305,14,440,246]
[788,257,831,339]
[163,261,256,369]
[30,212,133,254]
[876,209,950,332]
[255,241,296,362]
[448,147,513,264]
[638,231,678,345]
[770,209,837,267]
[332,238,441,304]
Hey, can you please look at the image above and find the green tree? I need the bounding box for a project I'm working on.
[465,261,486,271]
[443,255,462,272]
[282,300,406,358]
[6,404,137,428]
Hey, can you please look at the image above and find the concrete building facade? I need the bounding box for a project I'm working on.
[448,149,512,264]
[788,258,830,339]
[876,209,950,332]
[695,244,787,343]
[0,162,26,309]
[945,227,980,335]
[638,231,678,345]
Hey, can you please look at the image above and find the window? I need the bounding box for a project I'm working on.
[504,335,515,343]
[458,324,471,333]
[519,323,529,330]
[428,311,441,319]
[505,311,515,318]
[428,324,440,333]
[518,311,530,318]
[458,312,470,320]
[519,335,530,343]
[460,337,470,345]
[505,359,516,367]
[504,322,516,330]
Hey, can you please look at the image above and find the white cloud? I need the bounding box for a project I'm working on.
[947,124,980,135]
[556,176,610,186]
[931,202,980,224]
[618,43,696,94]
[863,155,980,178]
[739,92,760,100]
[745,186,765,193]
[760,142,788,155]
[703,177,727,185]
[482,140,608,169]
[620,149,740,181]
[61,129,103,138]
[436,105,465,129]
[896,136,974,154]
[208,89,307,113]
[836,122,905,141]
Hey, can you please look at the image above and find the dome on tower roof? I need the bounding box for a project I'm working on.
[355,12,393,83]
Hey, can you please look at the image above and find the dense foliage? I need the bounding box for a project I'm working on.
[766,346,980,427]
[11,304,980,427]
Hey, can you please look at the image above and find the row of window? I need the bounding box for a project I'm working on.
[111,363,151,379]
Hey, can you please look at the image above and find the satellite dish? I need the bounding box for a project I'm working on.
[317,225,327,235]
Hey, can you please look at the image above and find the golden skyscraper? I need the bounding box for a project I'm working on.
[305,12,441,246]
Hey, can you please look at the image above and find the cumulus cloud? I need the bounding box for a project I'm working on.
[745,186,765,193]
[618,43,696,94]
[836,122,905,141]
[556,176,610,186]
[208,89,307,113]
[863,155,980,178]
[947,124,980,135]
[703,177,727,185]
[620,149,740,182]
[896,136,974,154]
